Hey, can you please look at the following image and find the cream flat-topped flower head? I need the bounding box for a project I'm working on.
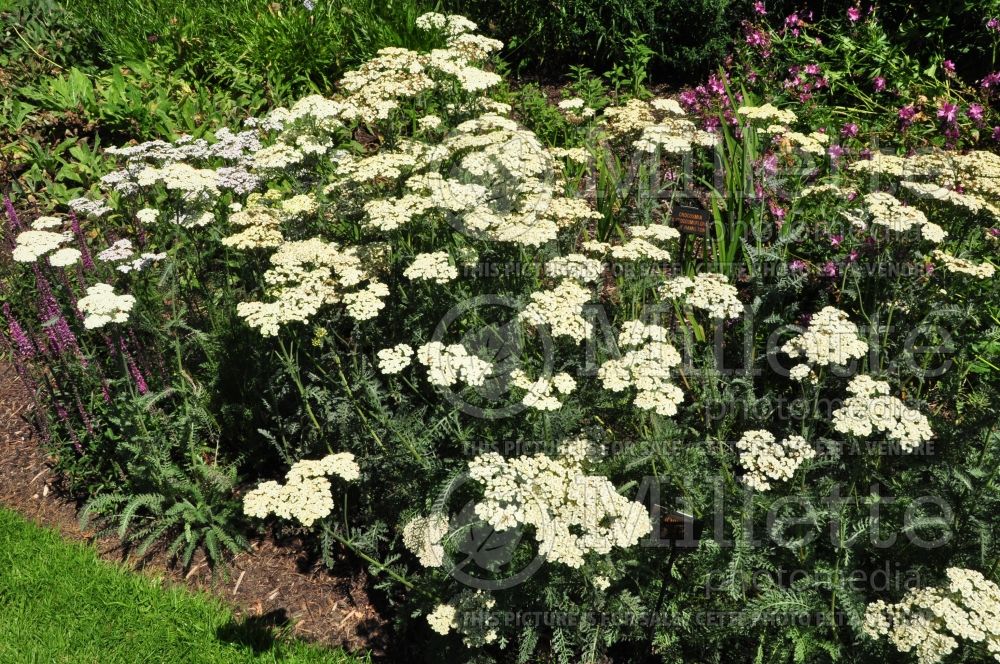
[77,283,136,329]
[736,430,816,491]
[11,230,72,263]
[243,452,359,527]
[781,307,868,366]
[660,272,743,319]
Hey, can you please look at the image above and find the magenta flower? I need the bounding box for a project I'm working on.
[841,123,859,138]
[899,105,916,122]
[987,228,1000,239]
[943,60,956,74]
[754,1,767,14]
[2,303,35,359]
[746,27,770,48]
[828,145,845,160]
[993,126,1000,141]
[982,72,1000,88]
[847,6,861,21]
[69,212,94,270]
[847,250,859,263]
[805,63,821,75]
[968,104,985,122]
[789,259,807,272]
[873,76,886,92]
[762,153,778,174]
[829,234,843,247]
[937,102,958,124]
[989,18,1000,32]
[707,74,725,95]
[822,261,838,277]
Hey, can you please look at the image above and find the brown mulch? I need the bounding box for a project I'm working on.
[0,362,389,658]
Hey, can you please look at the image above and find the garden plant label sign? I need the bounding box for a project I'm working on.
[672,205,711,236]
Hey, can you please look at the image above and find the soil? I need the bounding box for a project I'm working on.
[0,361,390,658]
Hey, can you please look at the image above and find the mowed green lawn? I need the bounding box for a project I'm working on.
[0,508,367,664]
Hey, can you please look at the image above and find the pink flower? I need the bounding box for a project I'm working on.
[754,1,767,14]
[789,259,807,272]
[993,126,1000,141]
[989,18,1000,32]
[847,250,859,263]
[937,102,958,124]
[829,234,843,247]
[968,104,985,122]
[943,59,955,74]
[841,123,859,137]
[804,63,821,75]
[873,76,886,92]
[822,261,838,277]
[847,6,861,21]
[828,145,845,160]
[762,154,778,174]
[982,72,1000,88]
[745,27,770,48]
[899,104,917,129]
[707,74,725,95]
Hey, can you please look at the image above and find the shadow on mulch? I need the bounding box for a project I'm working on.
[0,362,390,658]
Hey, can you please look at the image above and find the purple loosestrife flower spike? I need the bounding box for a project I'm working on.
[2,303,36,359]
[70,211,94,270]
[119,338,150,395]
[75,394,95,436]
[33,267,82,360]
[4,196,23,231]
[55,403,84,454]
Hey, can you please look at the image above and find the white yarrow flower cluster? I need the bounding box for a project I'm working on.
[235,239,385,336]
[243,453,360,526]
[11,230,72,263]
[519,280,593,342]
[781,307,868,366]
[933,250,996,279]
[467,440,652,568]
[425,591,498,646]
[48,247,82,267]
[508,369,576,411]
[736,103,798,124]
[30,215,63,230]
[736,430,816,491]
[77,283,136,329]
[416,342,493,387]
[859,192,940,238]
[545,254,603,283]
[98,239,135,262]
[118,252,167,274]
[427,603,458,635]
[788,363,818,383]
[402,513,449,567]
[832,375,933,452]
[403,252,459,284]
[862,567,1000,664]
[598,322,683,416]
[659,273,743,319]
[377,343,414,374]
